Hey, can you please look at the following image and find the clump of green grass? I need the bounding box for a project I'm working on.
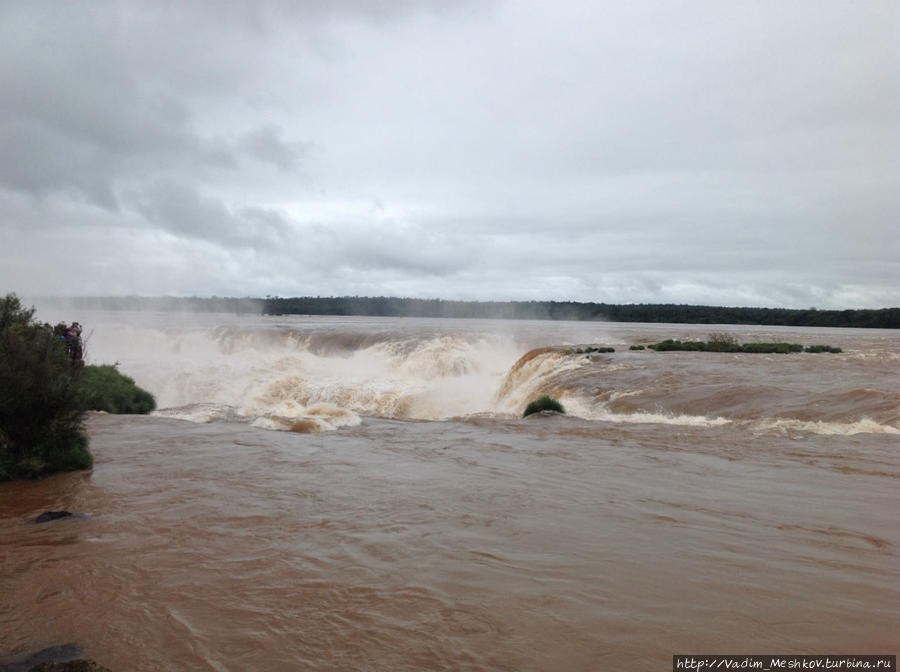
[740,342,803,354]
[804,345,842,353]
[647,339,805,353]
[78,365,156,414]
[629,345,645,350]
[647,339,705,351]
[571,346,615,354]
[523,396,566,417]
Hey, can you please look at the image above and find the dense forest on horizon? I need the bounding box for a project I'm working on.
[31,296,900,328]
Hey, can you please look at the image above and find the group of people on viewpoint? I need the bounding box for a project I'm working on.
[52,321,83,363]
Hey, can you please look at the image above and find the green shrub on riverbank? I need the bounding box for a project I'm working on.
[78,365,156,414]
[0,294,91,480]
[523,396,565,417]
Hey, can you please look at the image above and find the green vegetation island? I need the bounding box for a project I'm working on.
[1,294,155,481]
[644,333,843,354]
[556,333,843,357]
[36,296,900,328]
[523,396,566,418]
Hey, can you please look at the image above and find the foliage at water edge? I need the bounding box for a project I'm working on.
[79,365,156,414]
[0,294,91,480]
[523,396,566,418]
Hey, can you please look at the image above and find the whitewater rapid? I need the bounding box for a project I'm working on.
[51,311,900,436]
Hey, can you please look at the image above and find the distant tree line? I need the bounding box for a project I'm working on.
[37,296,900,328]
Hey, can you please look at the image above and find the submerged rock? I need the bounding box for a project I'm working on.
[0,644,82,672]
[28,662,112,672]
[30,511,75,524]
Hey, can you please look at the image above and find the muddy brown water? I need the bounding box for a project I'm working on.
[1,316,898,670]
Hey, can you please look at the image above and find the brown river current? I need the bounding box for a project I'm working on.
[1,315,898,670]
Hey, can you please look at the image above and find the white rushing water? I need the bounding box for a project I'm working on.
[59,311,898,436]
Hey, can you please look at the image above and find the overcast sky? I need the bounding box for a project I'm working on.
[1,0,897,308]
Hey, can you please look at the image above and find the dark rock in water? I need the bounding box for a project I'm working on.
[28,662,112,672]
[0,644,82,672]
[31,511,75,524]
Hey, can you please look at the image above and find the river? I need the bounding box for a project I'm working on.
[2,314,897,670]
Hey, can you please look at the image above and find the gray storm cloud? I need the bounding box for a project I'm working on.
[0,0,897,308]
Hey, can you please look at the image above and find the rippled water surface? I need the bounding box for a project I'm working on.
[2,315,898,670]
